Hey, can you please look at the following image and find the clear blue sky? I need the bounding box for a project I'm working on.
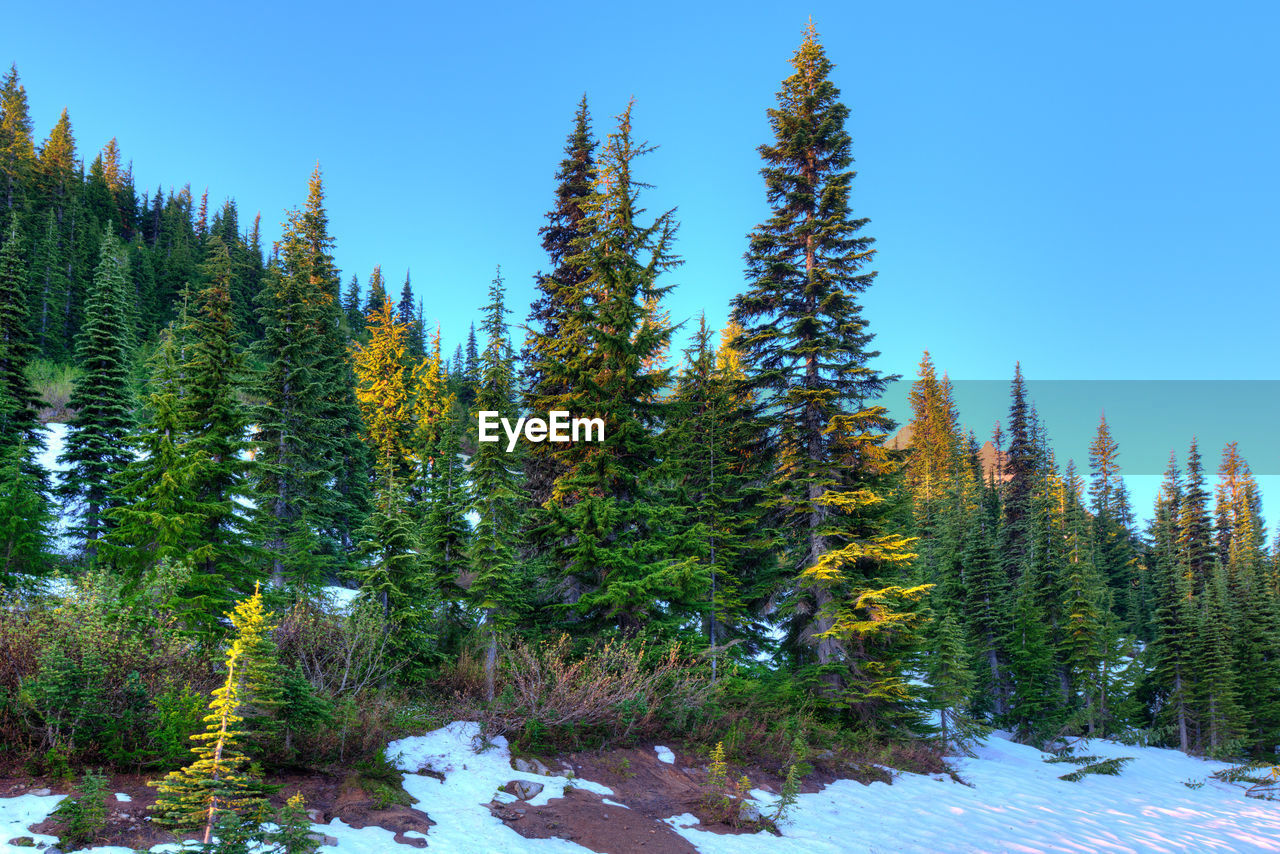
[9,1,1279,521]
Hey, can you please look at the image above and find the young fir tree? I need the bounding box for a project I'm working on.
[0,424,53,584]
[468,269,527,700]
[58,231,134,559]
[179,236,257,608]
[1147,452,1193,751]
[342,273,363,335]
[523,95,597,507]
[958,434,1012,719]
[149,587,277,844]
[1000,363,1037,578]
[728,24,922,717]
[350,294,436,672]
[1088,414,1137,621]
[410,326,470,632]
[364,264,387,318]
[538,101,704,635]
[1177,438,1214,596]
[665,315,777,671]
[922,611,984,755]
[253,167,363,587]
[103,327,203,581]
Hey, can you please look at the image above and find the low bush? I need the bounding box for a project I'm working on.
[51,768,109,849]
[459,633,711,750]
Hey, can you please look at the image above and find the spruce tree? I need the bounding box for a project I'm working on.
[666,315,777,670]
[0,224,42,449]
[729,24,921,715]
[0,65,37,215]
[58,231,134,558]
[538,102,704,635]
[180,235,257,606]
[103,327,203,581]
[1148,453,1192,751]
[523,96,596,506]
[468,269,526,699]
[253,167,366,586]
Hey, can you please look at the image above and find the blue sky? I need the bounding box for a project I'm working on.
[8,1,1278,522]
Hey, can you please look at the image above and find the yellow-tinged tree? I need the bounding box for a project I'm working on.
[149,585,276,843]
[352,296,415,480]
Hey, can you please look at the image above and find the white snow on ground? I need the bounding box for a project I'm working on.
[5,724,1280,853]
[0,792,62,849]
[665,732,1280,853]
[383,720,610,852]
[655,745,676,764]
[113,792,132,803]
[35,422,72,554]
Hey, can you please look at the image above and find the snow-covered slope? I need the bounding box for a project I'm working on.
[4,723,1279,853]
[667,732,1280,853]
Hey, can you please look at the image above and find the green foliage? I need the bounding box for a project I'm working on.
[1055,756,1133,782]
[148,683,207,768]
[51,768,109,849]
[355,752,413,809]
[57,230,136,555]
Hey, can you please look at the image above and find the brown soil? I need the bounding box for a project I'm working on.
[485,742,873,852]
[3,742,895,853]
[7,768,433,851]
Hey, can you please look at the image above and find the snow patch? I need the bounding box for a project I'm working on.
[385,721,611,851]
[654,745,676,765]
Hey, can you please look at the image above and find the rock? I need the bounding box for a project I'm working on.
[814,749,836,761]
[7,837,35,847]
[306,808,325,822]
[509,780,544,800]
[307,832,339,846]
[512,757,551,776]
[29,788,51,796]
[737,800,762,823]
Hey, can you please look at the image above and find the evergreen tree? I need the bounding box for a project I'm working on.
[666,315,777,670]
[149,587,276,844]
[350,295,434,670]
[179,235,257,607]
[58,232,134,558]
[468,269,526,699]
[342,273,362,334]
[1178,438,1214,595]
[538,102,703,635]
[523,96,596,506]
[1089,414,1137,617]
[0,433,53,584]
[0,65,37,215]
[1001,363,1037,577]
[253,167,366,586]
[1148,453,1193,751]
[364,265,387,316]
[729,25,921,716]
[0,224,42,449]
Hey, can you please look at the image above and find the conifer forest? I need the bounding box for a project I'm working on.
[0,17,1278,854]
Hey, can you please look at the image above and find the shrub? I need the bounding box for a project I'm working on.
[24,359,81,421]
[467,634,710,748]
[51,768,109,849]
[275,597,401,696]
